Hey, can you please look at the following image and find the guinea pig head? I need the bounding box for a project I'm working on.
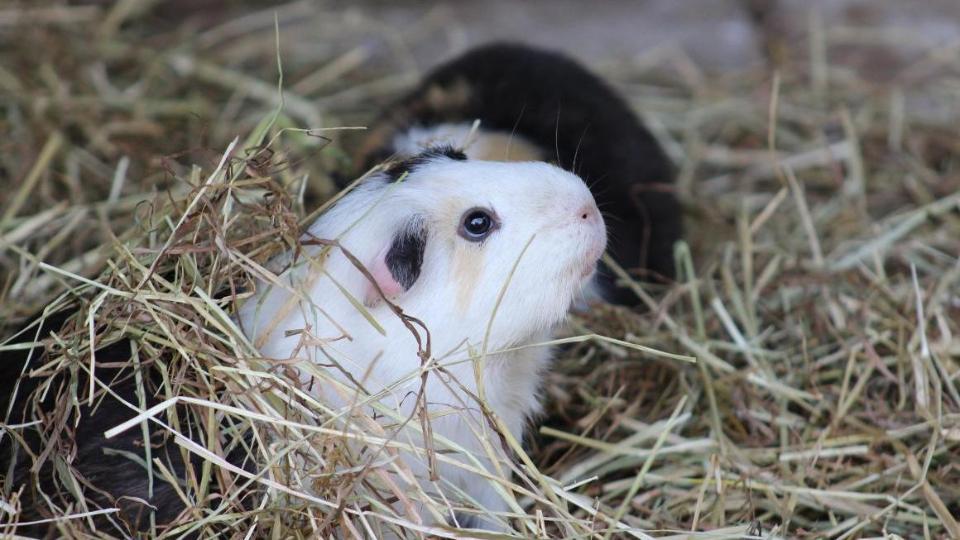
[361,151,606,349]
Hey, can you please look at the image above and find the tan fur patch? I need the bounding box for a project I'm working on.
[466,132,543,162]
[452,241,484,313]
[431,200,484,313]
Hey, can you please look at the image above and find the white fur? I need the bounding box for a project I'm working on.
[237,157,605,530]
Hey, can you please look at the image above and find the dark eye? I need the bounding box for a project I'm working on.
[458,208,498,242]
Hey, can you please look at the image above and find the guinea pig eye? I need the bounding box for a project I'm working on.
[458,208,498,242]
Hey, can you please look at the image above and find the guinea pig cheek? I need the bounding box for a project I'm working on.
[364,244,406,306]
[452,243,484,313]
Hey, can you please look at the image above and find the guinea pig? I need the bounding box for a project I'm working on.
[239,146,606,531]
[1,147,605,535]
[355,42,681,304]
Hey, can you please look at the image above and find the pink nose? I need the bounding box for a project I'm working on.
[577,202,601,223]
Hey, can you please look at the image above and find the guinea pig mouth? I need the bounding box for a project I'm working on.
[579,262,598,280]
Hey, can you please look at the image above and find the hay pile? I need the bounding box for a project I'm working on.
[1,2,958,538]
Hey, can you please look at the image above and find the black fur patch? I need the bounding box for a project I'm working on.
[385,216,428,291]
[364,43,683,304]
[383,144,467,183]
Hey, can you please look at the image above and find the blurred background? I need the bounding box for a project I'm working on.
[93,0,960,73]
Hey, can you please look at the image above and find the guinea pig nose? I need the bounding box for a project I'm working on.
[577,202,600,223]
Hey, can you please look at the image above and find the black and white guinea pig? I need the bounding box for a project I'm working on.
[356,42,681,304]
[239,147,606,531]
[1,147,606,534]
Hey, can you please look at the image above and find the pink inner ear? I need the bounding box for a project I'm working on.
[365,243,404,305]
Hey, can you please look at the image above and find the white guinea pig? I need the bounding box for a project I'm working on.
[238,146,606,530]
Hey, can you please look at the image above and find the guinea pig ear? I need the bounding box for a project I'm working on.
[364,216,428,306]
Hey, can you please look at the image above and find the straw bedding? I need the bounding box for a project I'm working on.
[1,2,958,538]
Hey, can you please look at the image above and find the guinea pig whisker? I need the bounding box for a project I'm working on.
[586,174,614,200]
[507,103,528,161]
[599,210,625,225]
[571,124,590,176]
